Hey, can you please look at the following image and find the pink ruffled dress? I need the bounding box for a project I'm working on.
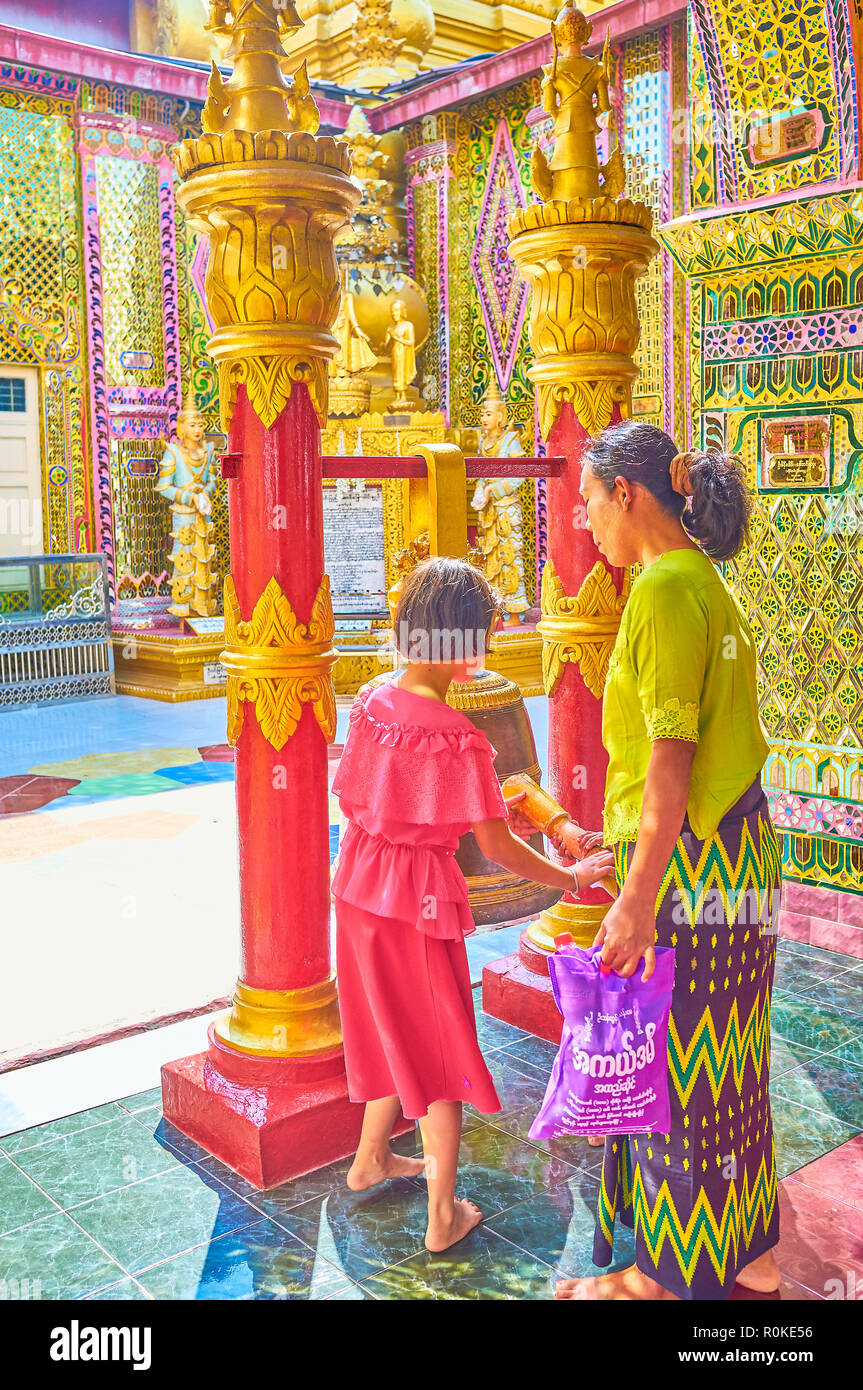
[331,677,506,1120]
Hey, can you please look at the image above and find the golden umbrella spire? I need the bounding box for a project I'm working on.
[201,0,318,137]
[171,0,362,433]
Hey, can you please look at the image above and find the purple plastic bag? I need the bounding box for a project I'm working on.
[528,944,676,1141]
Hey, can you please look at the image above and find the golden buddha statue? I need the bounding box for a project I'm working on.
[531,4,623,203]
[155,388,219,620]
[470,380,529,625]
[385,299,418,410]
[334,290,377,375]
[330,280,378,416]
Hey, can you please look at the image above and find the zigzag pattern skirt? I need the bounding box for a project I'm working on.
[593,779,782,1300]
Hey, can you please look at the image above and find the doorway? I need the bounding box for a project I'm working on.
[0,366,43,601]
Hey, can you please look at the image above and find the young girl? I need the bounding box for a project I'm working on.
[331,557,614,1252]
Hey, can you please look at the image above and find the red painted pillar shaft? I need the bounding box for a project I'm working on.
[227,384,331,991]
[546,402,625,899]
[482,401,627,1042]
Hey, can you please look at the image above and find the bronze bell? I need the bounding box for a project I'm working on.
[446,669,562,927]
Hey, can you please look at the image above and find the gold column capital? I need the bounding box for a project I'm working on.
[508,204,658,441]
[507,7,659,441]
[222,573,338,750]
[538,557,628,699]
[172,3,362,431]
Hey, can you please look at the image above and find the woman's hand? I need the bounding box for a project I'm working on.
[573,850,616,889]
[576,828,606,854]
[548,819,605,860]
[593,891,657,981]
[504,791,535,841]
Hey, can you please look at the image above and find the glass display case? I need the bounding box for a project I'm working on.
[0,555,114,710]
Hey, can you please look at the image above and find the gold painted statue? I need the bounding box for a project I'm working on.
[334,290,377,374]
[470,380,530,624]
[531,4,624,203]
[330,281,378,416]
[156,388,219,619]
[386,299,417,409]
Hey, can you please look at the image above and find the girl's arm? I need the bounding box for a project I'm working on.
[472,817,615,893]
[593,738,696,980]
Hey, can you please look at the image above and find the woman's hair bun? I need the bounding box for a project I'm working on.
[684,449,751,562]
[584,422,752,562]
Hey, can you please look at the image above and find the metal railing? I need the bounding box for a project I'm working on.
[0,554,115,710]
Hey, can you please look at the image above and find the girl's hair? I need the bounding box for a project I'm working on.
[393,556,501,660]
[584,421,751,562]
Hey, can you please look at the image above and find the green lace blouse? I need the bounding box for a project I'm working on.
[601,547,768,845]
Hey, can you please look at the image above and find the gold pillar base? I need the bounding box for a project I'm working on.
[526,897,612,952]
[213,975,343,1059]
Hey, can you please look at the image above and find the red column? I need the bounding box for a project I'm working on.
[229,387,331,993]
[545,404,624,861]
[161,386,412,1185]
[158,2,417,1188]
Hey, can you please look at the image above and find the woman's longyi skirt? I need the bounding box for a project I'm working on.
[593,780,782,1300]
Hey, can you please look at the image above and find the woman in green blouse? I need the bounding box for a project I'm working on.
[552,422,782,1302]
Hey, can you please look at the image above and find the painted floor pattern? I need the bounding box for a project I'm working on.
[3,695,862,1297]
[0,694,544,1063]
[1,952,862,1301]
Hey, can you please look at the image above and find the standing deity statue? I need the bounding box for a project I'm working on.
[531,4,624,203]
[470,380,530,624]
[333,289,377,376]
[155,388,219,619]
[330,282,378,416]
[385,299,417,410]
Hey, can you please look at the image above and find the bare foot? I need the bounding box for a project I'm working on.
[587,1135,605,1148]
[735,1248,780,1294]
[425,1198,483,1252]
[346,1150,426,1192]
[555,1263,678,1301]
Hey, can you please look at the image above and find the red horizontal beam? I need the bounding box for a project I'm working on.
[322,456,425,478]
[466,457,564,478]
[321,456,565,479]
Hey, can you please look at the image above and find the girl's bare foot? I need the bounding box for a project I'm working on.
[425,1198,483,1252]
[735,1248,780,1293]
[587,1135,605,1148]
[555,1263,678,1301]
[346,1150,426,1191]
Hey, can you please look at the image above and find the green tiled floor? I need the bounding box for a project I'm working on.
[1,938,862,1300]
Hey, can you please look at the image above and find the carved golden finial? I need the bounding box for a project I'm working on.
[530,4,626,204]
[172,0,361,437]
[508,4,657,442]
[199,0,319,136]
[287,59,319,134]
[531,4,610,203]
[202,60,231,134]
